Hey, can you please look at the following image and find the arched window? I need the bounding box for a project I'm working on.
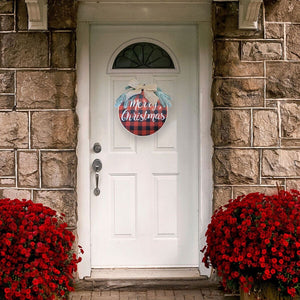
[112,42,175,69]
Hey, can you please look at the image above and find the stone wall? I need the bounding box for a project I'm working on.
[0,0,78,227]
[212,0,300,208]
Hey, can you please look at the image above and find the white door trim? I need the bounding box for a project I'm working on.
[77,0,211,24]
[76,1,213,279]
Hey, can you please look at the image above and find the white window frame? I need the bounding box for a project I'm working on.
[107,38,180,74]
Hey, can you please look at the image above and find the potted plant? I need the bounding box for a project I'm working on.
[202,190,300,299]
[0,198,83,300]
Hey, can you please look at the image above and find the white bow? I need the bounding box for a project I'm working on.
[126,79,159,105]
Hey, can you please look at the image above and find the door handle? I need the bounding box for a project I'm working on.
[92,159,102,196]
[94,173,100,196]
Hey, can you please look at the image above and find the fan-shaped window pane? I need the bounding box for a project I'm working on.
[113,42,175,69]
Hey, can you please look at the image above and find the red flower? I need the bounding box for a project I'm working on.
[0,199,84,299]
[202,190,300,298]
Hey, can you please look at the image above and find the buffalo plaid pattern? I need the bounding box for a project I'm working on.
[118,97,168,136]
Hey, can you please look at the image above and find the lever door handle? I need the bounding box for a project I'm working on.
[94,173,100,196]
[92,159,102,196]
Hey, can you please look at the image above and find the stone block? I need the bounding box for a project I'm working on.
[265,0,300,22]
[241,42,283,61]
[0,15,14,31]
[0,1,13,13]
[233,186,278,198]
[0,112,28,148]
[213,79,264,107]
[280,102,300,138]
[262,149,300,176]
[31,111,77,149]
[286,179,300,190]
[213,2,263,39]
[0,71,14,93]
[265,23,284,39]
[41,151,77,188]
[261,178,285,186]
[17,151,39,188]
[0,189,31,200]
[17,0,28,30]
[17,71,76,109]
[48,0,77,29]
[212,110,250,146]
[253,110,279,146]
[213,186,232,209]
[266,62,300,98]
[281,138,300,147]
[0,95,14,109]
[51,32,76,68]
[266,100,278,108]
[0,151,15,176]
[0,178,15,187]
[287,25,300,61]
[33,190,77,227]
[214,41,263,77]
[0,33,48,68]
[214,149,259,184]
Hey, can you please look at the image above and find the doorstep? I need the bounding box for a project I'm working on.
[71,268,240,299]
[90,268,202,279]
[74,268,219,291]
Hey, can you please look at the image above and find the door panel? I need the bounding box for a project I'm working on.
[90,25,198,268]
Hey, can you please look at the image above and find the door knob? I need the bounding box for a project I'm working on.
[92,159,102,172]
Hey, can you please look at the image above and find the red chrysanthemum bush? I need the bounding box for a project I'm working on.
[202,190,300,299]
[0,198,83,300]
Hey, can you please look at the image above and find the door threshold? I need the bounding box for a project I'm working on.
[77,270,217,291]
[90,267,203,280]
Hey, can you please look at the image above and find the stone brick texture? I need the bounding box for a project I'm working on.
[0,0,77,230]
[212,0,300,209]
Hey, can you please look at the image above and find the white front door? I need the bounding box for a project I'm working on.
[90,25,199,268]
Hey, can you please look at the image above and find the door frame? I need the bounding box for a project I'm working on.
[76,0,213,279]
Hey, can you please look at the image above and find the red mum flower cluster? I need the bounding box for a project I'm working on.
[0,198,83,300]
[202,190,300,298]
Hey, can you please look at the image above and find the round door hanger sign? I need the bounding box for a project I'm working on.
[115,80,171,136]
